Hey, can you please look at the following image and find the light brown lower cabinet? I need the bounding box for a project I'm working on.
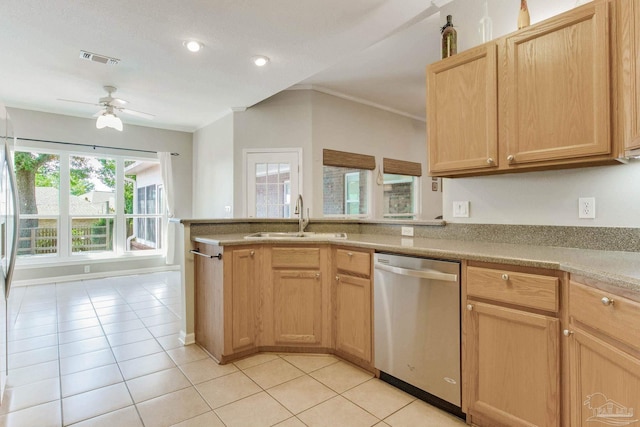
[264,246,331,349]
[465,301,560,427]
[334,273,371,362]
[567,278,640,426]
[464,263,562,427]
[273,270,323,344]
[568,328,640,426]
[194,244,261,361]
[332,247,373,364]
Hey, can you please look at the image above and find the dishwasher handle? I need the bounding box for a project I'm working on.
[375,261,458,282]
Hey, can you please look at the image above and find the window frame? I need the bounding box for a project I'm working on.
[14,144,165,266]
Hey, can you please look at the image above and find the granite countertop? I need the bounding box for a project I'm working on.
[192,233,640,297]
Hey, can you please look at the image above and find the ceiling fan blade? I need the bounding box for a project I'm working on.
[119,108,155,119]
[110,98,128,107]
[57,98,101,107]
[92,109,107,118]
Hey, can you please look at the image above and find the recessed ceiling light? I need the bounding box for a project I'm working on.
[184,40,203,53]
[252,55,270,66]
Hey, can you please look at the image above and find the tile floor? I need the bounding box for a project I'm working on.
[0,271,466,427]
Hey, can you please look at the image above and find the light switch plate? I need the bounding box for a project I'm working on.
[453,201,470,218]
[401,226,414,237]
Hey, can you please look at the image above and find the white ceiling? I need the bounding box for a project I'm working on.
[0,0,581,133]
[0,0,435,132]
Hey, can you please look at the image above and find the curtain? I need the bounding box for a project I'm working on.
[158,152,176,264]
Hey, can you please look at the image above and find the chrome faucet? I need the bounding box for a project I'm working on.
[294,194,310,233]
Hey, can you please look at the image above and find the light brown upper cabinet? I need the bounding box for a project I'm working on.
[427,44,498,174]
[616,0,640,154]
[428,0,625,177]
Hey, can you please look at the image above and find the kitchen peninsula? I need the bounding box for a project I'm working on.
[176,218,640,427]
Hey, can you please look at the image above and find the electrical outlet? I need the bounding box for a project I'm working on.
[579,197,596,219]
[84,265,90,273]
[401,226,414,237]
[453,201,470,218]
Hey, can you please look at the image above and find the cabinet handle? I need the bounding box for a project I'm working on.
[250,250,255,257]
[501,273,509,281]
[507,155,515,163]
[315,273,321,279]
[190,249,221,260]
[563,329,574,337]
[487,158,495,165]
[601,297,614,306]
[347,252,353,257]
[335,275,340,282]
[466,304,473,311]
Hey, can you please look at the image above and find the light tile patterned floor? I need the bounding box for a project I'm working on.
[0,272,466,426]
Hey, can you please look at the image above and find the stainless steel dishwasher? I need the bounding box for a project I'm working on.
[374,253,462,416]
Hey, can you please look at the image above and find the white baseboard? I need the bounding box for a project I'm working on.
[179,331,195,346]
[12,265,180,287]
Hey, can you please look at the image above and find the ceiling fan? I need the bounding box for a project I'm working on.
[58,85,154,131]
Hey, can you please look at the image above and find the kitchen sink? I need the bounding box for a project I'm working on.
[244,231,348,240]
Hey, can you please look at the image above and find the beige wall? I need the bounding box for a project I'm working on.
[233,90,314,216]
[193,89,438,219]
[443,163,640,227]
[310,91,441,220]
[192,112,234,218]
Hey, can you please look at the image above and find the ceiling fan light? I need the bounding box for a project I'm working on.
[96,112,123,131]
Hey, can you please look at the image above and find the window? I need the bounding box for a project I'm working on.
[69,155,115,254]
[125,159,164,251]
[14,147,164,261]
[383,174,419,219]
[15,151,60,257]
[382,157,422,219]
[322,149,374,217]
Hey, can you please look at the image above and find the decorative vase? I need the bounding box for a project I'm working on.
[441,15,457,59]
[478,1,493,43]
[518,0,530,29]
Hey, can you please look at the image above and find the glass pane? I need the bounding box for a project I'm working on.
[125,159,161,214]
[255,163,266,181]
[323,166,369,216]
[383,174,415,217]
[137,188,145,214]
[14,151,61,257]
[71,218,114,253]
[15,151,60,215]
[69,155,115,215]
[146,185,156,214]
[17,217,58,256]
[266,163,279,183]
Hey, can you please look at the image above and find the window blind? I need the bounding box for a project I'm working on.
[382,158,422,176]
[322,149,376,170]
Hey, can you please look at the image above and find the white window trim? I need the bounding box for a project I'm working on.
[14,145,165,266]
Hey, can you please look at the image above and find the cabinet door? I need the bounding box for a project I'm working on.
[569,328,640,427]
[427,43,498,175]
[335,274,371,362]
[465,301,560,427]
[194,244,224,359]
[502,2,611,166]
[273,270,323,344]
[618,0,640,152]
[230,248,258,350]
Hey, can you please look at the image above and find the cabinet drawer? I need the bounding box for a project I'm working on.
[335,249,371,277]
[466,266,559,312]
[570,280,640,351]
[272,247,320,269]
